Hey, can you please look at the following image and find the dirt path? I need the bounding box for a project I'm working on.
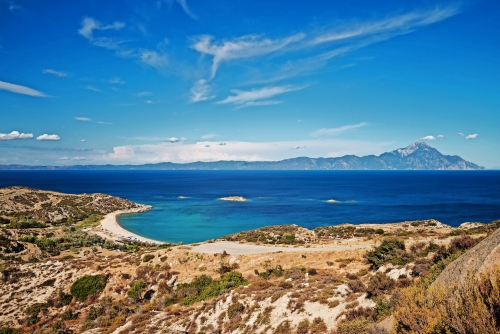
[191,241,375,255]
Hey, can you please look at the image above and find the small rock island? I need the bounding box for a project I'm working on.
[219,196,248,202]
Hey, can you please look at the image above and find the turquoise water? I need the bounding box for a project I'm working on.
[1,170,499,244]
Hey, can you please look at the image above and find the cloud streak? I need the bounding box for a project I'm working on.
[191,33,305,79]
[190,79,215,103]
[176,0,197,19]
[0,80,47,97]
[217,85,305,108]
[311,122,368,137]
[190,5,460,82]
[75,117,92,121]
[465,134,478,139]
[78,17,125,42]
[43,69,67,77]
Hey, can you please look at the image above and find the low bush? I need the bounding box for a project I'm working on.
[227,302,245,320]
[309,317,327,333]
[336,318,370,334]
[367,272,396,297]
[365,237,408,269]
[40,278,55,287]
[449,235,475,252]
[58,291,73,306]
[142,254,155,262]
[70,275,106,302]
[174,271,248,306]
[127,279,147,301]
[348,279,366,293]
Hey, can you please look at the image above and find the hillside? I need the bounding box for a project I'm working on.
[0,186,145,223]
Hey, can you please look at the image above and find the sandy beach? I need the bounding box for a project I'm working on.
[96,205,163,244]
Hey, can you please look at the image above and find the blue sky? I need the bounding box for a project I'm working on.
[1,0,499,167]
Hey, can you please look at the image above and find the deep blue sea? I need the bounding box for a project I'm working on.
[0,171,499,244]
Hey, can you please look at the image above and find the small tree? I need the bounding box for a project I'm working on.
[127,279,147,301]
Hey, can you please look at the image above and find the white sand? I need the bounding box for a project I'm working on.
[97,205,163,244]
[191,241,374,255]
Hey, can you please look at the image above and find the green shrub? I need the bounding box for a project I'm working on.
[61,309,78,321]
[142,254,155,262]
[0,328,21,334]
[70,275,106,302]
[127,279,147,301]
[40,278,55,287]
[176,271,248,306]
[366,237,407,269]
[58,291,73,306]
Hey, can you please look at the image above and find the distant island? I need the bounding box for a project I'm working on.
[219,196,248,202]
[0,142,485,170]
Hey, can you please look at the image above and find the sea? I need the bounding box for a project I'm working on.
[0,170,499,244]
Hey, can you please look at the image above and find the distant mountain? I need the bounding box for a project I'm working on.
[0,142,485,170]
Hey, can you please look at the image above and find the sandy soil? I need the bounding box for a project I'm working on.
[191,241,375,255]
[96,206,162,244]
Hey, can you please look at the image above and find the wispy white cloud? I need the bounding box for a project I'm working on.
[311,122,368,137]
[80,139,87,142]
[136,91,152,97]
[59,156,69,160]
[75,117,92,121]
[458,132,465,136]
[465,134,478,139]
[0,80,47,97]
[78,17,125,42]
[202,133,217,139]
[190,5,459,82]
[217,85,304,108]
[43,69,67,77]
[420,135,436,141]
[36,134,60,141]
[109,76,125,84]
[437,135,444,139]
[72,157,86,161]
[96,121,113,125]
[191,33,305,79]
[176,0,196,19]
[85,85,101,92]
[139,49,168,69]
[311,6,459,45]
[190,79,215,103]
[0,131,33,140]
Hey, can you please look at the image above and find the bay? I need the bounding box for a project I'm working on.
[0,170,499,243]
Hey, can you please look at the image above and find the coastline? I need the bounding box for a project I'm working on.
[95,205,164,244]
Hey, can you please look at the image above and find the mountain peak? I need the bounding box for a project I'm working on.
[396,141,432,157]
